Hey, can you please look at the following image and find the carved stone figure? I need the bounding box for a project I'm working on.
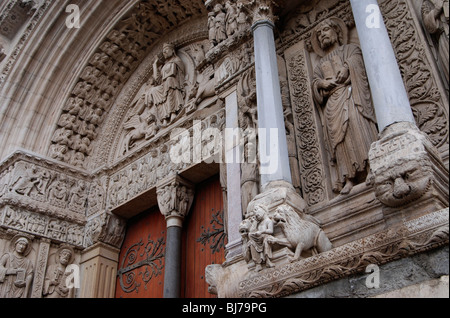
[366,122,446,211]
[225,1,238,37]
[236,1,251,34]
[422,0,449,87]
[152,43,186,127]
[240,205,276,272]
[240,104,259,215]
[122,93,159,154]
[156,176,195,222]
[0,236,34,298]
[43,246,75,298]
[311,18,378,195]
[10,163,50,197]
[271,205,332,262]
[370,156,433,208]
[210,4,227,46]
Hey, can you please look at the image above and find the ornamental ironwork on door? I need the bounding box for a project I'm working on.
[197,208,226,255]
[115,208,166,298]
[117,233,165,294]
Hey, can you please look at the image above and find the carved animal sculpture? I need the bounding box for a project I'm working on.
[272,205,332,262]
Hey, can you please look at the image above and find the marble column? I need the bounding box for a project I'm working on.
[156,175,194,298]
[350,0,449,223]
[250,2,292,188]
[349,0,416,131]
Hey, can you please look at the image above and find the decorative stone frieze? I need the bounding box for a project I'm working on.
[207,208,449,298]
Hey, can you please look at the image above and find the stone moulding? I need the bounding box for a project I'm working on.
[237,208,449,298]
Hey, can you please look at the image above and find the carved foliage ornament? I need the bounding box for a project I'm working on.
[381,0,449,150]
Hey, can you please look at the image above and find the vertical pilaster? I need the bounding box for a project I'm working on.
[79,243,120,298]
[223,89,244,260]
[30,238,50,298]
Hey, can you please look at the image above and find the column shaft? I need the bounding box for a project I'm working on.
[163,225,182,298]
[252,20,292,187]
[349,0,416,131]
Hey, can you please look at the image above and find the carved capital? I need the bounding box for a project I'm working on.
[246,0,279,26]
[156,175,195,227]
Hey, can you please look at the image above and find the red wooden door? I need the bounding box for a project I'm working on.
[115,207,166,298]
[182,175,227,298]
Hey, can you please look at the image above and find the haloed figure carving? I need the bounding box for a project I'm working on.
[152,43,186,127]
[0,236,34,298]
[43,246,75,298]
[312,18,378,195]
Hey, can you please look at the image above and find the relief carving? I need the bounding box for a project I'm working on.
[311,18,378,195]
[208,0,250,48]
[48,0,208,167]
[152,43,186,127]
[240,204,276,271]
[4,161,89,215]
[422,0,449,88]
[240,203,332,272]
[156,176,195,222]
[0,235,34,298]
[367,122,448,212]
[238,68,259,215]
[271,205,332,262]
[381,0,449,152]
[42,245,75,298]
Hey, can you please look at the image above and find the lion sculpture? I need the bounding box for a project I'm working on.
[272,205,332,262]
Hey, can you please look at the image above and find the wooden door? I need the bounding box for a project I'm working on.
[182,175,227,298]
[115,206,166,298]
